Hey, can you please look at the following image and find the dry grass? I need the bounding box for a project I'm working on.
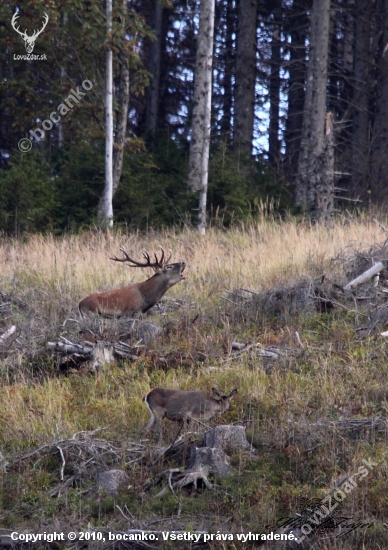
[0,216,382,302]
[0,216,388,547]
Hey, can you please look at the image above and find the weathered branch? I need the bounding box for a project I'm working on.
[0,325,16,342]
[344,261,384,290]
[46,341,94,355]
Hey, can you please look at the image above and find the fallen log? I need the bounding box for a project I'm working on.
[344,261,384,290]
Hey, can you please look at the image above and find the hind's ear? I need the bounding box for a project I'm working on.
[211,388,222,400]
[229,389,237,398]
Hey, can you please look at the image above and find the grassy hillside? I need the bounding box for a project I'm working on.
[0,218,387,548]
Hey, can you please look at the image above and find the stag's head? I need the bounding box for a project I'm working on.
[12,12,49,54]
[111,246,186,288]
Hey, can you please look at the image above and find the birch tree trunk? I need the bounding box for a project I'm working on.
[198,50,213,236]
[97,0,114,229]
[295,0,331,211]
[112,47,129,196]
[187,0,215,196]
[197,0,215,236]
[187,0,215,235]
[234,0,258,157]
[284,0,310,177]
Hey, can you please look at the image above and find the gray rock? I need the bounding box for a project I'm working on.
[95,469,130,496]
[138,322,163,344]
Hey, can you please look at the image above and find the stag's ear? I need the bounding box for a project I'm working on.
[211,388,222,400]
[229,389,237,398]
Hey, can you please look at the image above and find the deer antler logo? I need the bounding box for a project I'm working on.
[11,12,49,54]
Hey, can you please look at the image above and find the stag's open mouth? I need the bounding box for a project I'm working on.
[180,262,186,279]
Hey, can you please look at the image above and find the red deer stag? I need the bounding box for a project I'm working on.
[78,247,185,317]
[143,387,237,434]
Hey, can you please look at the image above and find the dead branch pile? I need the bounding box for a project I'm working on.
[224,278,341,320]
[334,242,388,336]
[336,240,388,282]
[4,429,146,498]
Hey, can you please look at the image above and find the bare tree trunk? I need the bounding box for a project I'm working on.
[370,0,388,203]
[313,112,335,221]
[268,0,282,171]
[97,0,114,229]
[146,0,163,134]
[285,0,310,178]
[58,11,68,149]
[295,0,331,210]
[351,0,372,198]
[234,0,258,157]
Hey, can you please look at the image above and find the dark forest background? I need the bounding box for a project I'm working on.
[0,0,386,235]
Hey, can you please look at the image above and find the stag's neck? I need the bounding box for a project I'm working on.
[138,273,169,307]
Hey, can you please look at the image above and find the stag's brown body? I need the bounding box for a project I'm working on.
[143,387,237,433]
[78,248,185,317]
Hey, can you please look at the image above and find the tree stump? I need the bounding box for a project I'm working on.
[203,425,254,455]
[90,342,115,370]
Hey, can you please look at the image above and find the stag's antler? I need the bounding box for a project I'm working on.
[110,246,172,271]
